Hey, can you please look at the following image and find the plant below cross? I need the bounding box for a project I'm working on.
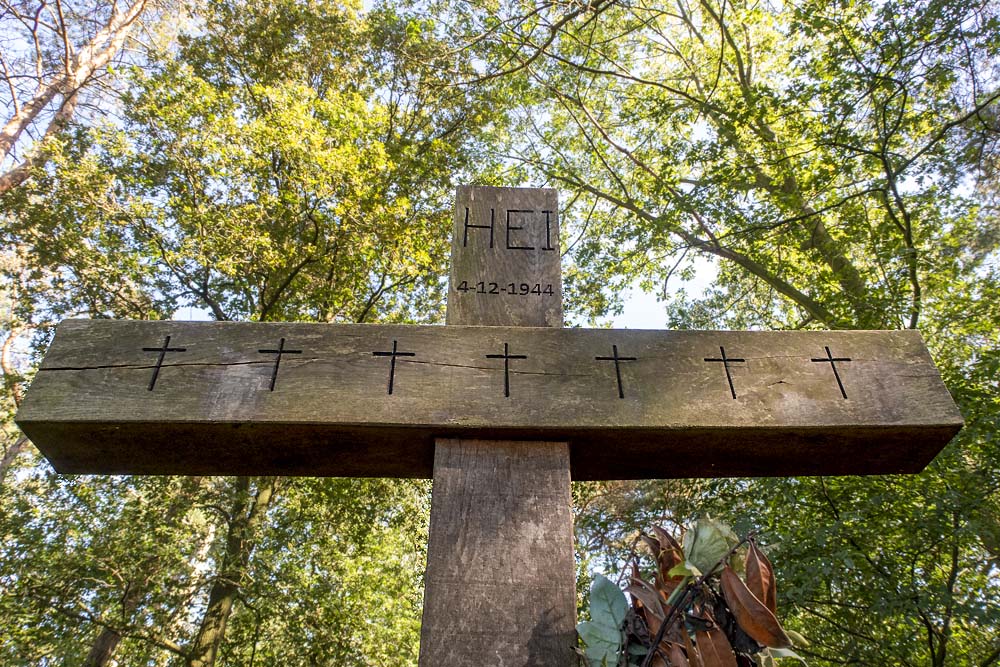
[579,518,806,667]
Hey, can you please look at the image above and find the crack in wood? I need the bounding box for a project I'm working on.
[37,356,928,378]
[39,357,592,378]
[29,337,933,390]
[40,359,277,372]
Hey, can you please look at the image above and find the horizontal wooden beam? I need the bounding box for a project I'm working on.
[15,319,963,479]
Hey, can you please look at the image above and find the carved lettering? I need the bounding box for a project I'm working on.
[505,209,536,251]
[542,210,556,251]
[463,206,494,248]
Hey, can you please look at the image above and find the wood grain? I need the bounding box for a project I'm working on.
[418,440,576,667]
[14,319,963,478]
[12,184,965,667]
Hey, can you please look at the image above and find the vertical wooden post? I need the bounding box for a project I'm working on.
[418,186,576,666]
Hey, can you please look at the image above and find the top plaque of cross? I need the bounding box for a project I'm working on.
[447,185,563,327]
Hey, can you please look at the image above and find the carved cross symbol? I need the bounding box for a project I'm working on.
[372,340,416,395]
[258,338,302,391]
[594,344,637,399]
[811,346,852,399]
[141,335,187,391]
[704,346,746,399]
[486,342,527,398]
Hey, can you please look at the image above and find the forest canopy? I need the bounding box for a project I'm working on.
[1,0,998,665]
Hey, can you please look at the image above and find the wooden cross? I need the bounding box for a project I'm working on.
[15,186,963,666]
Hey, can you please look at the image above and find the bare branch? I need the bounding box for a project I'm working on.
[0,0,150,192]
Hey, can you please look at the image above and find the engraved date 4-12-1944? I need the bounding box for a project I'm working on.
[456,281,555,296]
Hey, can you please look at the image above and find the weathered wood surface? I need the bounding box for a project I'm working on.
[418,439,576,667]
[15,319,963,478]
[446,185,562,327]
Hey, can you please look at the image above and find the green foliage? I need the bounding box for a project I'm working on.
[480,0,1000,663]
[577,574,628,666]
[216,478,431,665]
[682,516,740,577]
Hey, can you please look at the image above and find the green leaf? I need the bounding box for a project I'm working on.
[590,573,629,629]
[683,516,739,575]
[785,630,810,647]
[577,620,621,666]
[765,647,808,664]
[577,574,627,665]
[668,560,702,578]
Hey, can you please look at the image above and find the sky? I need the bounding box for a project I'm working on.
[605,256,717,329]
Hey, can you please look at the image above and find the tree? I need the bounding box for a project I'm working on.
[5,0,998,664]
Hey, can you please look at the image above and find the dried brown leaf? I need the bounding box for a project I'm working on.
[655,574,682,603]
[707,626,739,667]
[651,526,685,583]
[719,566,791,649]
[642,533,663,557]
[669,641,690,667]
[684,630,705,667]
[745,541,777,616]
[629,577,666,620]
[695,629,726,667]
[652,526,682,552]
[631,563,647,614]
[643,608,664,639]
[650,652,669,667]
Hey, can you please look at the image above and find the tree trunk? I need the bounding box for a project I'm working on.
[186,476,280,667]
[0,435,29,487]
[82,584,145,667]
